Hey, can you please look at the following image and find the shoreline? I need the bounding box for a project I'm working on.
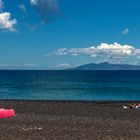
[1,99,140,102]
[0,100,140,140]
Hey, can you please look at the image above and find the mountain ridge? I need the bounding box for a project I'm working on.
[67,62,140,70]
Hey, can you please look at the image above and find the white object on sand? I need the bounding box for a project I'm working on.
[123,106,128,109]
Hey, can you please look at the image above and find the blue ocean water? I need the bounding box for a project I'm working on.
[0,70,140,101]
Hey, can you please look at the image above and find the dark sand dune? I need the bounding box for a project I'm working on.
[0,100,140,140]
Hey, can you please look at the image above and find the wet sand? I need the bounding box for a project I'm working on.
[0,100,140,140]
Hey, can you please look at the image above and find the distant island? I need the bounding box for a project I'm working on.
[67,62,140,70]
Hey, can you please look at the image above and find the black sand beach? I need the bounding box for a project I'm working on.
[0,100,140,140]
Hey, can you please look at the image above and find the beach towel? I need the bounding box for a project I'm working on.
[0,109,16,119]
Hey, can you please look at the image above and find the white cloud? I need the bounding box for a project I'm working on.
[47,48,67,56]
[56,63,70,68]
[122,28,129,35]
[49,43,136,57]
[22,63,36,67]
[0,0,17,31]
[47,43,140,64]
[0,63,35,67]
[71,53,78,56]
[0,12,17,31]
[30,0,38,5]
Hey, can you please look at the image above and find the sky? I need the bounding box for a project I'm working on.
[0,0,140,69]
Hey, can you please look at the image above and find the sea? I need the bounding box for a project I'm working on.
[0,70,140,101]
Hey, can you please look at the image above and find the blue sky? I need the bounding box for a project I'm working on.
[0,0,140,69]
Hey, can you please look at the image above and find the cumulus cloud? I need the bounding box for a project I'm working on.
[0,0,17,31]
[0,12,17,31]
[30,0,60,22]
[47,43,140,64]
[122,28,129,35]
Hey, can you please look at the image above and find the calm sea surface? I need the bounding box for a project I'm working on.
[0,70,140,101]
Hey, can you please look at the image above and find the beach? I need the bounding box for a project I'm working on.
[0,100,140,140]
